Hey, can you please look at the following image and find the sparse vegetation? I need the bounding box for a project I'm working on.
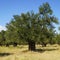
[0,45,60,60]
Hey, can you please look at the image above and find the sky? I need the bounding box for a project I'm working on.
[0,0,60,32]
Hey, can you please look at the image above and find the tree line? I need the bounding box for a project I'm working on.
[0,2,60,51]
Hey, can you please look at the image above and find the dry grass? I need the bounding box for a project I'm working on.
[0,45,60,60]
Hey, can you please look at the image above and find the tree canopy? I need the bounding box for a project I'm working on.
[0,2,59,51]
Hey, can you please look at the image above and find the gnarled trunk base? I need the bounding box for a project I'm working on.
[6,44,9,47]
[42,43,47,47]
[13,42,17,47]
[28,40,35,51]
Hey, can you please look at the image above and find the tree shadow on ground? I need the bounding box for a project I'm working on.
[35,48,59,53]
[0,53,13,57]
[22,48,59,53]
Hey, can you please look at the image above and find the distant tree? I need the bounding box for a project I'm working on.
[0,30,6,46]
[48,29,57,45]
[56,34,60,45]
[56,26,60,45]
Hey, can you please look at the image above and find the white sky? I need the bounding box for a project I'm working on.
[0,25,7,31]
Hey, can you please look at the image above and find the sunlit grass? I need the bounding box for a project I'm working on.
[0,45,60,60]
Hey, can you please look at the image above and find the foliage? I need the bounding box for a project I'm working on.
[0,2,59,51]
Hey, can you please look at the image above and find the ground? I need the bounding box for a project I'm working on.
[0,44,60,60]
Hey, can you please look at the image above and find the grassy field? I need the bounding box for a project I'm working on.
[0,45,60,60]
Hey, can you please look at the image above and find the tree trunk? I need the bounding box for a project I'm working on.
[6,44,9,47]
[0,44,2,46]
[13,42,17,47]
[28,40,35,51]
[42,43,47,47]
